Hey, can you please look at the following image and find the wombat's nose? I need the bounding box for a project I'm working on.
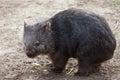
[35,41,40,46]
[26,51,36,58]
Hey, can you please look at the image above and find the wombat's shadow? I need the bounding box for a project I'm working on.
[36,68,111,80]
[30,58,112,80]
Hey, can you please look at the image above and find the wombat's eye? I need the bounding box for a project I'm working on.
[35,41,40,46]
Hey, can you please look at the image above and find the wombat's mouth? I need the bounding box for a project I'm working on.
[26,51,38,58]
[24,44,48,58]
[24,48,39,58]
[27,53,36,58]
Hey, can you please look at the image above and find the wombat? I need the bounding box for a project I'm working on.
[23,8,116,76]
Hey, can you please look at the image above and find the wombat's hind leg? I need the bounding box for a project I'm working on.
[75,59,93,76]
[75,58,101,76]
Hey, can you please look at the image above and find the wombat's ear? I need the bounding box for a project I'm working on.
[43,22,51,31]
[24,22,27,27]
[24,22,27,31]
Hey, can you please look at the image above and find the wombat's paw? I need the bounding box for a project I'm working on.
[51,67,63,73]
[46,63,64,73]
[74,70,91,76]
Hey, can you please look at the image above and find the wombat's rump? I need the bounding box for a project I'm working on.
[23,8,116,76]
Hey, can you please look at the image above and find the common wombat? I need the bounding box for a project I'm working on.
[23,8,116,76]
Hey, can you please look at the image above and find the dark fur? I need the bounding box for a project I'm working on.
[23,8,116,76]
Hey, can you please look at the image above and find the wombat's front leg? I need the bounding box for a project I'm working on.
[49,53,69,73]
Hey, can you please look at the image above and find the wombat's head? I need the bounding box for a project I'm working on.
[23,21,51,58]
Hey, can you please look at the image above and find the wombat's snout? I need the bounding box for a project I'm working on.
[24,43,46,58]
[24,46,38,58]
[25,49,38,58]
[26,51,35,58]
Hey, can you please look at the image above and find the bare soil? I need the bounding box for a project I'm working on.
[0,0,120,80]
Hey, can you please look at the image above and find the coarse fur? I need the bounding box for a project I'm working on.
[23,8,116,76]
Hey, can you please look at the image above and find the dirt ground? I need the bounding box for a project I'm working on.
[0,0,120,80]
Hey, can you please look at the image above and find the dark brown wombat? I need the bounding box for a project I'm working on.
[23,8,116,76]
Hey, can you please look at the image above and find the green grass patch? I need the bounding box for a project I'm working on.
[113,1,120,5]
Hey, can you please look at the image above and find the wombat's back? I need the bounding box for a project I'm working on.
[50,8,116,60]
[51,9,116,58]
